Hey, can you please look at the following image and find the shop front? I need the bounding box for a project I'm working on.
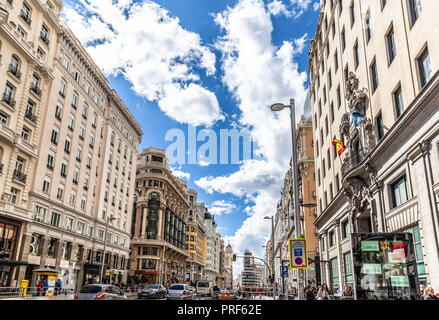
[135,270,160,284]
[0,217,26,287]
[352,233,420,300]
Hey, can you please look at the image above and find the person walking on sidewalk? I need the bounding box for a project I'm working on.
[42,279,48,296]
[55,279,62,296]
[305,286,315,300]
[317,283,330,300]
[36,280,43,296]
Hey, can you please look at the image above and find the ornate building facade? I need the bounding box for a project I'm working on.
[130,147,189,285]
[309,0,439,293]
[0,0,142,288]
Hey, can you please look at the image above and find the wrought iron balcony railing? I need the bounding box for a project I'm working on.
[25,110,36,123]
[341,149,365,177]
[30,83,41,96]
[12,170,27,183]
[2,93,15,108]
[8,64,22,79]
[40,32,49,46]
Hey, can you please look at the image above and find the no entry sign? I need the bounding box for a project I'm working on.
[289,238,308,269]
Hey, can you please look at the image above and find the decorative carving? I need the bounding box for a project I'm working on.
[344,177,371,213]
[361,118,376,154]
[345,72,368,116]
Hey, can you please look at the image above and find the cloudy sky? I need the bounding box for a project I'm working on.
[62,0,320,277]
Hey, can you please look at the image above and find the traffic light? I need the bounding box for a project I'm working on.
[232,254,236,261]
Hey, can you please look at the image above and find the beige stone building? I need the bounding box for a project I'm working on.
[223,243,233,288]
[309,0,439,294]
[130,147,189,285]
[184,189,206,285]
[0,0,142,288]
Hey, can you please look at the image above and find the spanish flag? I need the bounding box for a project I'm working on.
[332,139,347,156]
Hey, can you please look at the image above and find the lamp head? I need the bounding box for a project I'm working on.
[270,103,286,112]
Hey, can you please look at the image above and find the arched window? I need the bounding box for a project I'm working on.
[148,192,160,202]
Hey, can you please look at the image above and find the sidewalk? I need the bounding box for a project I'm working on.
[0,294,75,300]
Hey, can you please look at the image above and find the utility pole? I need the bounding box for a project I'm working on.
[270,98,304,300]
[100,215,116,283]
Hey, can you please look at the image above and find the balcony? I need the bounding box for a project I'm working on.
[25,110,36,123]
[30,83,42,97]
[12,170,27,184]
[2,93,15,108]
[341,149,364,177]
[8,64,22,80]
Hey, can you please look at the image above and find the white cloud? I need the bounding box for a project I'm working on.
[170,166,191,180]
[267,0,292,17]
[209,200,237,216]
[194,0,308,277]
[313,2,320,11]
[62,0,223,126]
[267,0,314,18]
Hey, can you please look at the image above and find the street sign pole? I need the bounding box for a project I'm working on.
[289,99,304,300]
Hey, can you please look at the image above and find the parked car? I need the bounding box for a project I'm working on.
[75,284,127,300]
[220,288,228,294]
[138,284,167,299]
[167,284,193,300]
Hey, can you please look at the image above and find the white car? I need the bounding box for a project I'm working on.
[167,284,193,300]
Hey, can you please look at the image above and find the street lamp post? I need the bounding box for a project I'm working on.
[270,98,304,300]
[264,216,276,300]
[100,215,116,284]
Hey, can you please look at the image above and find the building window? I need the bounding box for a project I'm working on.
[370,59,379,93]
[353,41,359,69]
[393,85,404,118]
[365,12,371,42]
[331,258,340,292]
[341,28,346,52]
[72,93,77,108]
[59,80,66,97]
[50,212,61,228]
[391,175,409,208]
[342,220,350,239]
[64,139,71,154]
[386,26,396,64]
[66,217,74,231]
[408,0,421,26]
[404,225,426,285]
[349,1,355,27]
[42,180,50,194]
[376,113,384,140]
[55,104,62,120]
[34,206,46,222]
[344,252,354,287]
[417,48,432,88]
[329,231,335,247]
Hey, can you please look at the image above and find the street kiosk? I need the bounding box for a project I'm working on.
[32,268,61,296]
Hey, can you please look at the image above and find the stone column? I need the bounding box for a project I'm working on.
[38,236,50,268]
[134,205,143,239]
[55,240,64,270]
[157,206,165,240]
[411,143,439,289]
[141,205,147,239]
[335,220,345,292]
[17,233,33,284]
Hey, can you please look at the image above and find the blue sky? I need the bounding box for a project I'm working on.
[62,0,320,276]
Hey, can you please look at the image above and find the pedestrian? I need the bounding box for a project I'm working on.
[424,287,437,300]
[305,286,315,300]
[420,284,427,299]
[36,280,43,296]
[55,279,62,296]
[342,285,353,297]
[42,278,49,296]
[317,283,330,300]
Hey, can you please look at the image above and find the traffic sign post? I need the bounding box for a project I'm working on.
[288,238,308,269]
